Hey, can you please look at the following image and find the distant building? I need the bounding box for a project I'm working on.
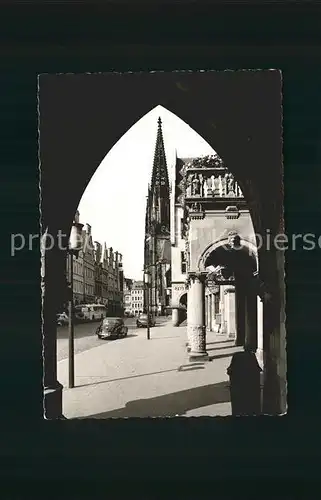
[130,280,144,316]
[65,211,124,315]
[92,245,124,315]
[65,210,84,307]
[101,243,109,306]
[123,278,133,315]
[82,224,95,303]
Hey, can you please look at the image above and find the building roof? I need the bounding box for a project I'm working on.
[150,117,169,191]
[132,280,144,288]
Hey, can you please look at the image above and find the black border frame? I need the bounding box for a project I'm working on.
[1,1,321,490]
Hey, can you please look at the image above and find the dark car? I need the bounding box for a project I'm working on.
[96,317,128,340]
[136,313,156,328]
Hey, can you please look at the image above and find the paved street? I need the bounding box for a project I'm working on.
[57,317,146,362]
[58,319,243,419]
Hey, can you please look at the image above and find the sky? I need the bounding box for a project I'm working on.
[77,105,215,281]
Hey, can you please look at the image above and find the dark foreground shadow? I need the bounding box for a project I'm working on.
[79,381,230,419]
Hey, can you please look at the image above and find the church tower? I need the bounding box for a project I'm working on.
[144,117,171,316]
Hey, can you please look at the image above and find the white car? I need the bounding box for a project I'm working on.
[56,312,69,326]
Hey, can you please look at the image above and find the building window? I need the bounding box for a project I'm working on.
[181,218,184,239]
[181,251,187,274]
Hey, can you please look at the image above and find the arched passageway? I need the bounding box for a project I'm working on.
[40,71,285,418]
[202,239,260,353]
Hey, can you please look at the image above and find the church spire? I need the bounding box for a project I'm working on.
[151,117,169,190]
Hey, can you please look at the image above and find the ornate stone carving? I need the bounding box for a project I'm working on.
[190,202,202,212]
[188,202,204,220]
[226,172,235,196]
[190,271,207,284]
[186,271,207,287]
[208,265,235,283]
[191,174,201,196]
[205,279,220,294]
[187,325,207,353]
[225,205,240,219]
[227,231,241,249]
[185,153,224,170]
[184,162,243,200]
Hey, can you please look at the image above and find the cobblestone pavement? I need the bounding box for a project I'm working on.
[58,319,242,419]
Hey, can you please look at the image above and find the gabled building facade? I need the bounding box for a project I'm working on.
[82,224,95,304]
[123,278,133,315]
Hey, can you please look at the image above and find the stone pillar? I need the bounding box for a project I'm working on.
[224,286,236,340]
[220,286,227,334]
[205,295,208,330]
[262,250,287,415]
[208,293,212,331]
[187,272,208,360]
[257,295,264,367]
[245,287,258,351]
[235,283,246,346]
[42,230,65,419]
[172,307,179,327]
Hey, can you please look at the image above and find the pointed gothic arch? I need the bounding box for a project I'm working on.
[40,72,284,418]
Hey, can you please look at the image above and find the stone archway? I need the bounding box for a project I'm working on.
[203,240,259,349]
[198,237,259,273]
[40,71,284,418]
[178,292,187,325]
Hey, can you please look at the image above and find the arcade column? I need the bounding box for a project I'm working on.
[235,283,246,346]
[244,286,258,351]
[257,296,264,367]
[42,231,65,419]
[187,272,208,360]
[224,286,236,340]
[172,307,180,327]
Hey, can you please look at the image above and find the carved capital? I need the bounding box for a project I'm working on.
[224,286,235,295]
[187,272,207,286]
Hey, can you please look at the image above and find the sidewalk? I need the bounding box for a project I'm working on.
[58,320,243,419]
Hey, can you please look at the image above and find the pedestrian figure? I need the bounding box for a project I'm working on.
[227,347,262,416]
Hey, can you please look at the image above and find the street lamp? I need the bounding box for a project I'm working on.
[67,220,84,388]
[143,269,151,340]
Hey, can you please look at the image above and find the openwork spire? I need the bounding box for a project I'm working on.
[151,117,169,190]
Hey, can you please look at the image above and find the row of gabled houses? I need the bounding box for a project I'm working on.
[65,210,124,316]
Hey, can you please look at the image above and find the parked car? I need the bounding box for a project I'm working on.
[96,317,128,340]
[56,312,69,326]
[136,313,156,328]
